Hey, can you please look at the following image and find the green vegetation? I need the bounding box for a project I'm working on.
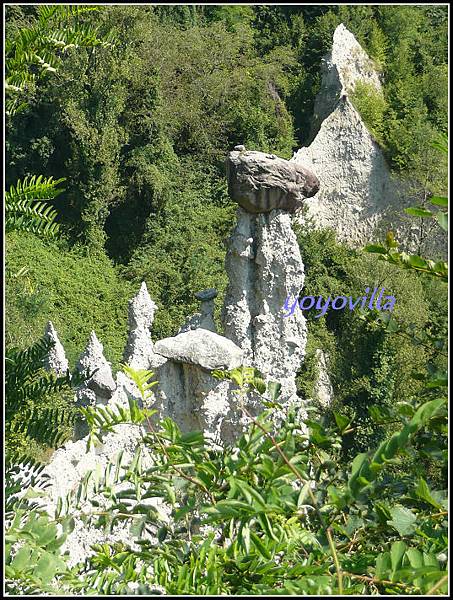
[6,231,134,369]
[5,5,447,350]
[6,360,447,594]
[295,226,447,461]
[5,4,448,596]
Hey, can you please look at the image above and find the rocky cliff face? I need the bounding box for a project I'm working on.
[293,23,446,259]
[293,95,405,247]
[222,207,308,416]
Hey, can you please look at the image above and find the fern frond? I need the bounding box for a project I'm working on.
[121,364,158,403]
[5,452,51,514]
[5,176,65,239]
[11,407,76,449]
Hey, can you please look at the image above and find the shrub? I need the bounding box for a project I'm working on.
[5,232,135,371]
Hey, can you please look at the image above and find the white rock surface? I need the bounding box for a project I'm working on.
[123,282,166,370]
[222,207,308,415]
[292,24,446,259]
[313,349,334,408]
[43,321,69,375]
[155,328,243,371]
[75,331,116,403]
[293,96,407,247]
[39,424,169,568]
[309,23,382,139]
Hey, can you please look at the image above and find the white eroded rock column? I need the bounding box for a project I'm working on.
[222,208,307,408]
[43,321,69,375]
[75,331,116,406]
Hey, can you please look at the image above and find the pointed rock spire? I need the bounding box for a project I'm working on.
[128,281,157,331]
[309,23,382,140]
[76,331,116,401]
[43,321,69,376]
[123,282,166,370]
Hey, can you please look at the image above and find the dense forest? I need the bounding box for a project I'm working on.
[5,4,448,596]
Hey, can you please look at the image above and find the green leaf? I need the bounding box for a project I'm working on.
[250,531,272,559]
[405,548,423,569]
[364,244,387,254]
[333,411,350,432]
[375,552,391,579]
[387,505,417,536]
[437,212,448,231]
[11,545,32,570]
[414,478,442,509]
[252,376,266,394]
[390,541,407,573]
[404,207,434,218]
[35,552,65,583]
[430,196,448,207]
[267,381,282,402]
[408,255,427,269]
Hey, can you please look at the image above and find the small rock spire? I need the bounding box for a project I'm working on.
[43,321,69,376]
[123,282,166,369]
[76,331,116,403]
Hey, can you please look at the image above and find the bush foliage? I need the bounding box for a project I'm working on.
[4,4,448,596]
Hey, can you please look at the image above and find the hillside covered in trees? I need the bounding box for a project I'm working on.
[5,4,448,596]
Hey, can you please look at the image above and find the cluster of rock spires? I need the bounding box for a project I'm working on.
[36,23,442,563]
[39,143,320,564]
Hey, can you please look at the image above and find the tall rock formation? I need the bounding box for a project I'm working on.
[308,23,382,141]
[36,148,320,562]
[292,23,445,259]
[223,147,319,416]
[75,331,116,405]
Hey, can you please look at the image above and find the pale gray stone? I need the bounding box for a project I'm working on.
[76,331,116,401]
[43,321,69,376]
[227,149,319,214]
[309,23,382,141]
[155,329,243,371]
[178,289,218,334]
[292,24,446,259]
[222,207,308,421]
[123,282,166,370]
[313,349,334,408]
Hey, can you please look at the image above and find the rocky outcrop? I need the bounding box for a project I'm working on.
[36,147,320,562]
[40,424,168,567]
[221,207,308,416]
[293,96,406,247]
[123,281,166,370]
[313,349,334,408]
[155,328,243,371]
[177,289,217,334]
[293,23,446,259]
[75,332,116,405]
[309,23,382,140]
[43,321,69,375]
[227,147,319,214]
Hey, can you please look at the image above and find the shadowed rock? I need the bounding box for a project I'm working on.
[227,148,319,214]
[177,289,218,334]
